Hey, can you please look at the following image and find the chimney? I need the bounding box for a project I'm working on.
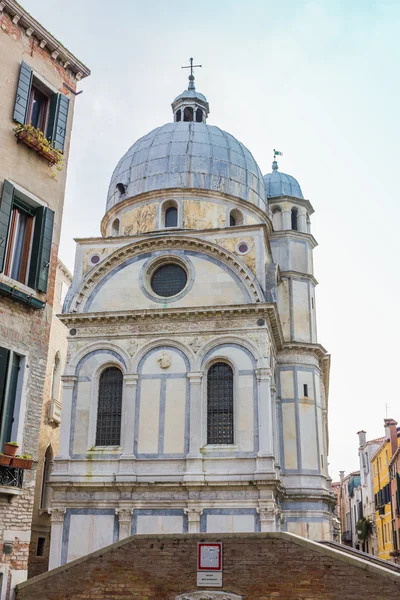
[339,470,345,483]
[384,418,398,457]
[357,430,367,447]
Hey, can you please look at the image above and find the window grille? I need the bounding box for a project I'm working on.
[96,367,123,446]
[151,264,187,297]
[207,362,234,444]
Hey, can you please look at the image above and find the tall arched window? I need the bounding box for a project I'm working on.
[184,107,194,121]
[176,109,182,122]
[196,108,203,123]
[207,362,234,445]
[40,445,54,509]
[229,209,243,227]
[51,351,61,401]
[272,207,283,231]
[165,206,178,227]
[291,208,298,231]
[96,367,123,446]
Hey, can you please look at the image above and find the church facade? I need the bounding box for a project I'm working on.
[49,71,332,567]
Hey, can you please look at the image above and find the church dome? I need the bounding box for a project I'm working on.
[106,122,266,211]
[264,161,304,199]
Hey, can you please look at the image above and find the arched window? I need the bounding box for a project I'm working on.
[291,208,298,231]
[207,362,234,445]
[229,209,243,227]
[40,445,54,510]
[184,107,194,122]
[112,218,120,236]
[272,207,283,231]
[96,367,123,446]
[165,206,178,228]
[176,109,182,122]
[196,108,203,123]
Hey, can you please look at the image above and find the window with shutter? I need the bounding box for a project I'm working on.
[207,362,234,445]
[1,181,54,293]
[0,348,21,450]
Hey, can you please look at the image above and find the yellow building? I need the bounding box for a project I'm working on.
[372,419,399,560]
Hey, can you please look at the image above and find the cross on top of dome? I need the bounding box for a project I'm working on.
[172,57,210,123]
[181,57,202,91]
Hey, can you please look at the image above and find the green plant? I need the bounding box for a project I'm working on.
[13,124,63,177]
[21,454,32,459]
[356,517,373,541]
[6,442,19,446]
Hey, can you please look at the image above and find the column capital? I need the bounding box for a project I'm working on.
[50,508,66,523]
[187,371,203,383]
[255,368,271,382]
[184,508,203,521]
[115,508,133,522]
[123,374,139,386]
[61,375,77,389]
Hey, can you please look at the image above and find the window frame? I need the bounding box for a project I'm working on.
[3,200,35,286]
[27,83,50,133]
[91,363,124,449]
[205,360,235,446]
[0,346,26,450]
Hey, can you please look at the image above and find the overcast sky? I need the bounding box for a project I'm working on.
[22,0,400,480]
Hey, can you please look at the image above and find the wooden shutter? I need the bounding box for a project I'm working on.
[0,181,14,273]
[28,206,54,293]
[13,62,33,125]
[0,348,10,450]
[47,93,70,151]
[0,353,20,448]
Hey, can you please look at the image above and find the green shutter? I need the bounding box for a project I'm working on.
[28,207,54,293]
[13,62,33,125]
[0,353,20,448]
[0,348,10,451]
[0,181,14,273]
[47,93,69,152]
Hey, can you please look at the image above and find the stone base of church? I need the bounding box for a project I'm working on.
[16,532,400,600]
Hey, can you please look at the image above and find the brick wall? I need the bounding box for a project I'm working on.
[17,533,400,600]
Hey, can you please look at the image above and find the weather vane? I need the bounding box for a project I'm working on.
[182,57,202,90]
[273,149,283,159]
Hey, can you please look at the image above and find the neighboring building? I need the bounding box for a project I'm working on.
[15,533,400,600]
[0,0,89,596]
[28,260,72,578]
[331,480,341,542]
[339,471,361,548]
[49,68,332,568]
[357,430,384,555]
[372,419,400,561]
[389,427,400,564]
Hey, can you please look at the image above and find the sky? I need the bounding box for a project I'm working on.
[22,0,400,480]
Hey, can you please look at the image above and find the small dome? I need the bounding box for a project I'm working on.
[107,122,266,211]
[264,161,304,199]
[173,89,208,103]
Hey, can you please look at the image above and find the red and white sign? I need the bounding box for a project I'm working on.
[197,543,222,571]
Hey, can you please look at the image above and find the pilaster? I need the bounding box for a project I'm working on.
[184,508,203,533]
[115,508,133,540]
[58,376,77,459]
[184,372,204,481]
[48,508,66,569]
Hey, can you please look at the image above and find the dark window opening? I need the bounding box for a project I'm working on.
[151,264,187,297]
[96,367,123,446]
[116,183,126,195]
[40,445,53,510]
[303,384,308,397]
[230,214,236,226]
[196,108,203,123]
[311,297,314,309]
[176,109,181,122]
[183,107,194,122]
[4,204,34,285]
[165,206,178,228]
[229,209,243,227]
[207,362,234,445]
[36,537,45,557]
[28,87,49,131]
[291,208,298,231]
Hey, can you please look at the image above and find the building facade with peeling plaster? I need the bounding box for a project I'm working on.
[49,69,332,567]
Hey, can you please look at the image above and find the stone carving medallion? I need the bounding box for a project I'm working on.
[176,593,242,600]
[157,351,172,369]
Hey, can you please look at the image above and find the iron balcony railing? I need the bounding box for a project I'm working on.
[0,465,24,489]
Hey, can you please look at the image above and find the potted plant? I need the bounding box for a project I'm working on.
[0,453,11,466]
[13,124,63,173]
[11,454,33,469]
[4,442,19,457]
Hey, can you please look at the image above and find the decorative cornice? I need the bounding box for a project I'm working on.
[268,196,315,215]
[69,236,265,311]
[0,0,90,79]
[280,270,319,286]
[59,303,284,350]
[270,230,318,249]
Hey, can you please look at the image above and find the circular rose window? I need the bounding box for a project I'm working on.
[151,264,188,298]
[90,254,101,265]
[238,243,248,253]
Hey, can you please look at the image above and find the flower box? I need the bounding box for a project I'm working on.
[4,443,19,457]
[11,457,33,470]
[15,128,59,166]
[0,455,12,466]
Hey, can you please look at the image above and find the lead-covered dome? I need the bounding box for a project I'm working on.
[264,161,304,199]
[106,122,266,211]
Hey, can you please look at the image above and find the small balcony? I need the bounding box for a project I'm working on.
[0,465,24,498]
